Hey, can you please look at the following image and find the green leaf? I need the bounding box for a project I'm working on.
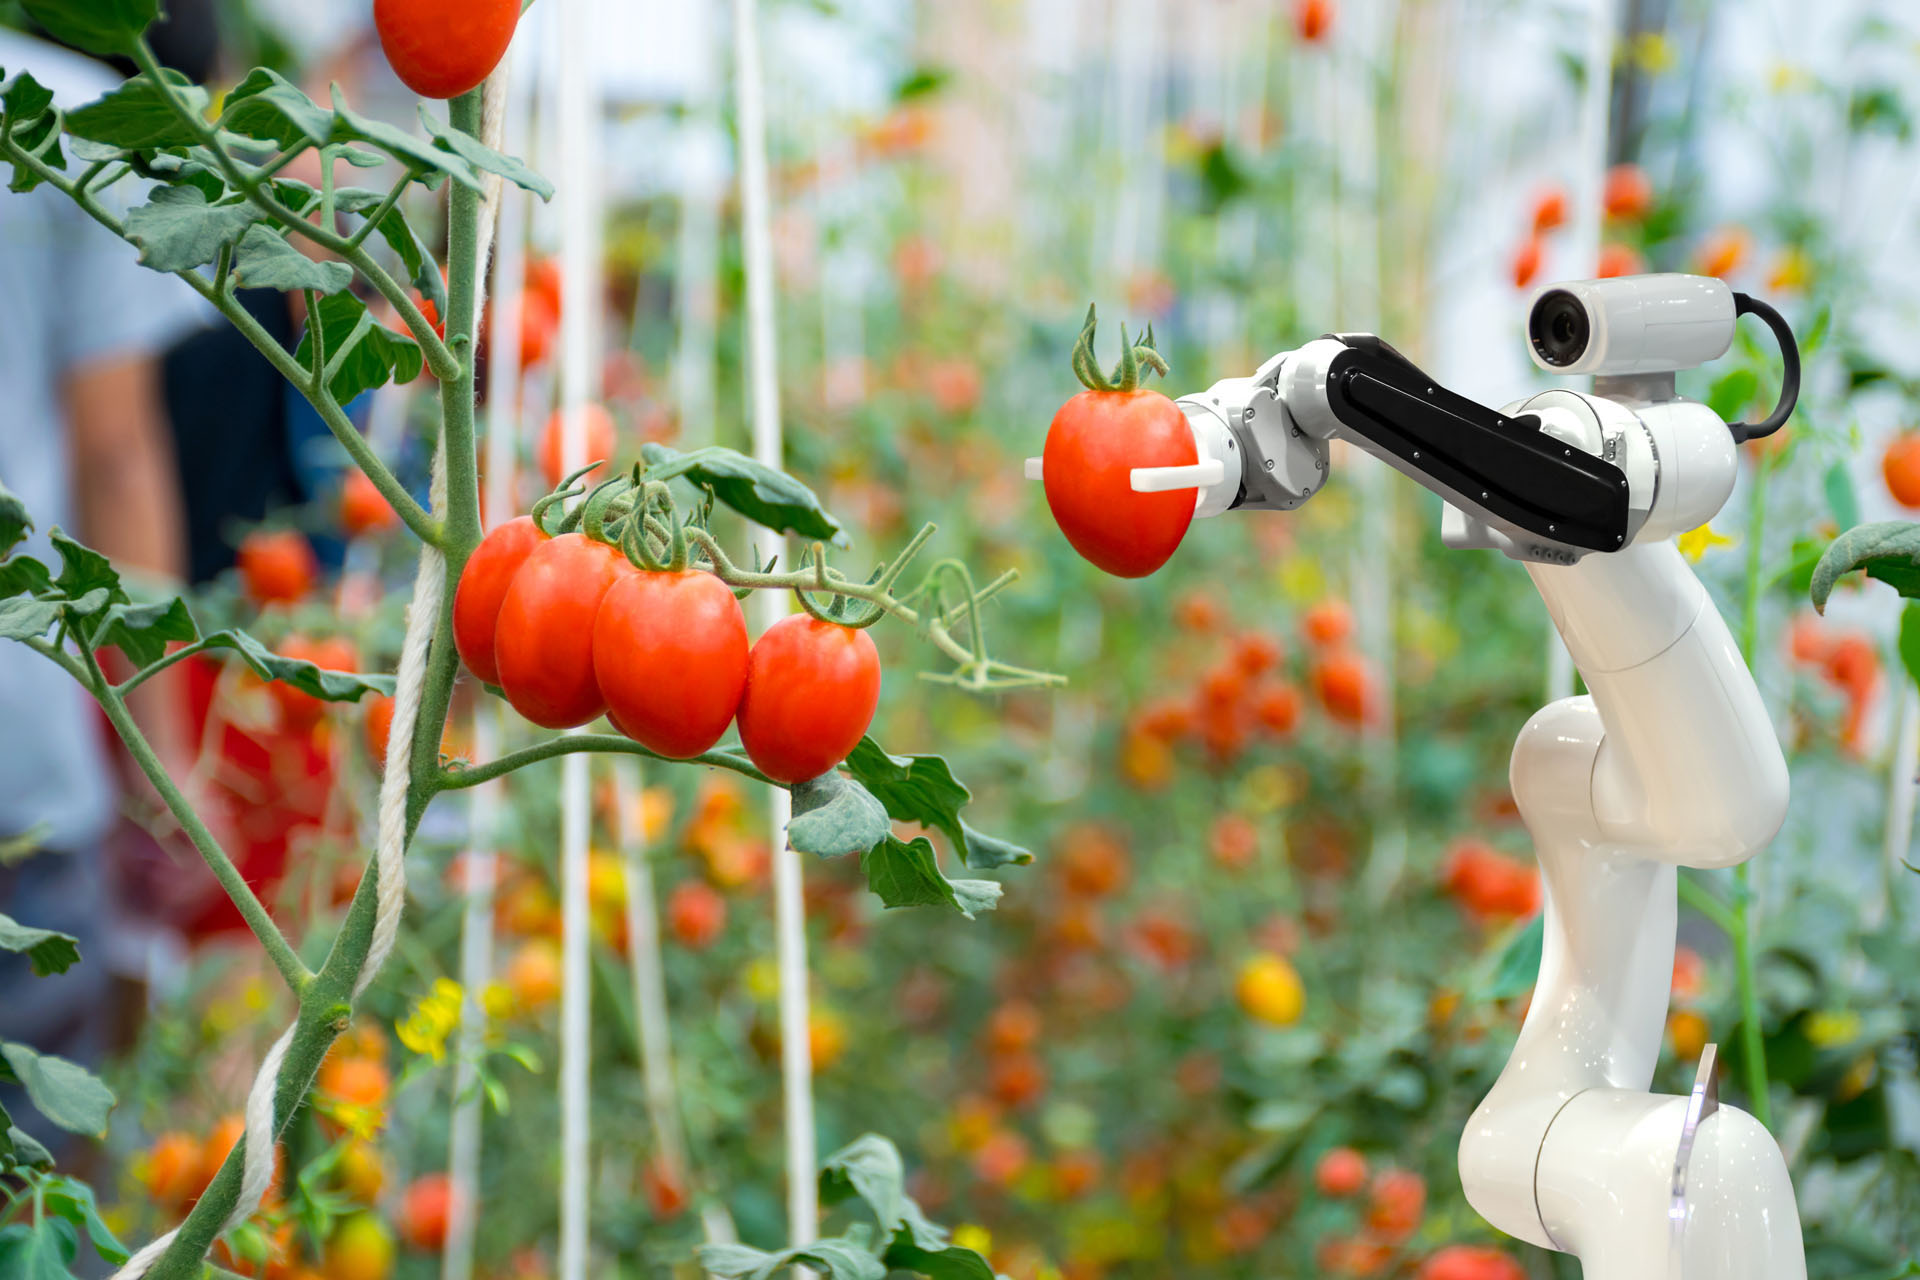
[789,772,891,858]
[1899,603,1920,690]
[820,1134,913,1236]
[41,1176,129,1264]
[221,67,336,150]
[329,86,481,192]
[65,71,209,149]
[881,1240,998,1280]
[200,628,393,703]
[123,186,261,273]
[1810,522,1920,611]
[336,189,442,317]
[293,291,425,403]
[0,1217,79,1280]
[419,107,554,199]
[640,443,847,545]
[697,1238,887,1280]
[0,1042,114,1137]
[1479,914,1543,1002]
[18,0,157,56]
[96,598,195,668]
[860,836,1001,918]
[0,481,30,558]
[49,530,124,609]
[1824,462,1861,533]
[894,66,951,101]
[2,70,53,127]
[0,912,79,977]
[0,598,62,642]
[4,1126,53,1169]
[842,738,1031,870]
[1705,367,1759,423]
[230,223,354,295]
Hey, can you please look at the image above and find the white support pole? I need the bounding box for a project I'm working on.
[555,0,603,1275]
[731,0,815,1263]
[1878,683,1920,928]
[441,35,537,1280]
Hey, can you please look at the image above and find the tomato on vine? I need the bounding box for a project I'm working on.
[373,0,520,100]
[340,469,398,537]
[736,613,881,784]
[237,529,317,605]
[592,569,750,758]
[493,532,628,728]
[453,516,548,685]
[1040,306,1197,578]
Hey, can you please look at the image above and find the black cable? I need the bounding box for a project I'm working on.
[1728,292,1800,443]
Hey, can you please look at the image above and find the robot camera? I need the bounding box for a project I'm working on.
[1527,273,1736,377]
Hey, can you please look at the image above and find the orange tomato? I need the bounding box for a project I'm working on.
[1315,1146,1368,1198]
[985,1000,1042,1055]
[972,1130,1030,1187]
[1311,650,1376,726]
[505,938,562,1012]
[1174,590,1224,633]
[1531,185,1568,234]
[1366,1167,1426,1240]
[1231,631,1284,677]
[1052,1148,1102,1199]
[808,1010,848,1070]
[1597,243,1646,278]
[988,1052,1047,1108]
[1417,1245,1528,1280]
[1883,433,1920,508]
[335,1140,386,1203]
[1671,946,1705,1003]
[1602,163,1653,220]
[363,694,394,765]
[1057,823,1130,897]
[142,1131,205,1206]
[1695,227,1750,279]
[1252,681,1302,736]
[400,1173,455,1251]
[1209,812,1259,871]
[1134,697,1197,741]
[644,1157,689,1219]
[1236,953,1305,1025]
[1668,1008,1709,1060]
[198,1115,247,1193]
[1511,236,1543,289]
[238,530,318,605]
[317,1055,391,1111]
[339,470,397,537]
[325,1213,395,1280]
[1301,598,1353,648]
[667,880,726,949]
[537,404,619,488]
[1294,0,1334,43]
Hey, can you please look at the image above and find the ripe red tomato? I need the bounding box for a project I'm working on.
[667,881,726,949]
[1366,1167,1426,1240]
[364,693,395,764]
[400,1173,455,1251]
[1231,632,1283,677]
[517,288,558,368]
[1883,433,1920,507]
[373,0,519,100]
[1295,0,1334,43]
[1253,681,1302,735]
[1315,1147,1369,1198]
[272,635,357,729]
[735,614,881,784]
[1531,185,1568,234]
[1312,650,1375,725]
[1602,163,1653,221]
[237,529,317,605]
[593,569,748,757]
[1417,1245,1527,1280]
[538,404,619,488]
[493,533,629,728]
[453,517,548,685]
[1301,598,1353,648]
[1511,235,1543,289]
[1042,386,1197,579]
[340,470,398,537]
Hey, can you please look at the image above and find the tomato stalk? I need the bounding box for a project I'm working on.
[1729,449,1778,1128]
[1069,303,1168,393]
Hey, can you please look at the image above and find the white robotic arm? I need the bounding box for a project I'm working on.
[1030,274,1806,1277]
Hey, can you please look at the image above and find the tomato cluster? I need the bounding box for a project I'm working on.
[1438,837,1541,922]
[1786,611,1881,754]
[453,518,881,783]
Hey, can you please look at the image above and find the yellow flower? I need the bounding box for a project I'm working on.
[952,1225,992,1256]
[1677,523,1735,562]
[1767,246,1813,293]
[1806,1008,1862,1048]
[396,978,465,1063]
[480,981,514,1022]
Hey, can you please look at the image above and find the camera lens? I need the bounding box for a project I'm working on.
[1529,289,1591,367]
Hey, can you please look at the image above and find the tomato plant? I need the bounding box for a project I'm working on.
[372,0,520,99]
[737,613,882,784]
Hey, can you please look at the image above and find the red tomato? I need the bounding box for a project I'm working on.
[237,529,317,605]
[1253,681,1302,735]
[452,517,548,685]
[1603,163,1654,221]
[272,635,357,729]
[538,404,619,488]
[1231,631,1283,677]
[493,534,628,728]
[525,257,564,315]
[1301,598,1353,648]
[364,693,395,764]
[373,0,519,99]
[644,1157,689,1220]
[736,614,881,784]
[1295,0,1334,43]
[1531,185,1568,233]
[517,288,558,368]
[340,470,397,537]
[1511,235,1543,289]
[592,570,749,758]
[1695,226,1750,279]
[667,881,726,949]
[1316,1147,1369,1198]
[1883,433,1920,507]
[400,1173,455,1251]
[1042,386,1197,579]
[1417,1245,1527,1280]
[1312,650,1376,725]
[1366,1167,1426,1240]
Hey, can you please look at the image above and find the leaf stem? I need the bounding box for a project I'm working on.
[437,734,776,792]
[1731,453,1776,1127]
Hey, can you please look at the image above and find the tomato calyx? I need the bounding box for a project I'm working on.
[1069,302,1171,394]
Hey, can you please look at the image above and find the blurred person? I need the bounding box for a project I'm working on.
[0,27,213,1135]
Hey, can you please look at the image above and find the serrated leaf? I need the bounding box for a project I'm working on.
[220,67,335,149]
[293,291,425,403]
[97,597,195,668]
[0,1042,114,1137]
[419,107,554,199]
[2,69,53,125]
[18,0,157,56]
[231,223,354,294]
[0,1216,79,1280]
[330,86,482,192]
[49,530,123,609]
[123,185,261,273]
[860,836,1001,918]
[0,481,29,558]
[41,1176,128,1264]
[789,772,890,858]
[0,912,79,977]
[2,70,64,192]
[1810,522,1920,611]
[842,738,1031,870]
[820,1134,912,1234]
[0,597,60,642]
[641,443,846,545]
[697,1238,887,1280]
[65,71,208,149]
[200,628,393,703]
[1480,914,1543,1002]
[0,554,51,600]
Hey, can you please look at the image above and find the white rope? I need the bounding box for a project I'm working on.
[115,71,507,1280]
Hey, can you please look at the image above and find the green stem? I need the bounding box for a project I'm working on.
[343,168,413,253]
[1731,455,1775,1127]
[1675,871,1738,935]
[64,643,311,992]
[437,734,775,792]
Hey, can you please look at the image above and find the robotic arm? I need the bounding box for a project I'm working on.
[1031,274,1806,1278]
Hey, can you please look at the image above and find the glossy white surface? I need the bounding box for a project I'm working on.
[1527,273,1737,376]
